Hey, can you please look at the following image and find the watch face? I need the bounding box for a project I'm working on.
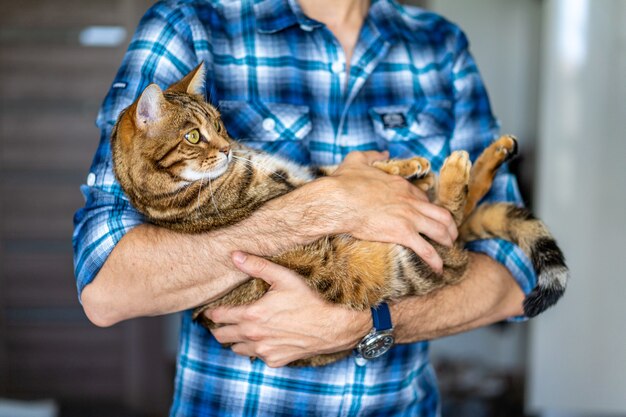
[361,333,395,359]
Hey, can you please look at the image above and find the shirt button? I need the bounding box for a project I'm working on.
[262,118,276,131]
[331,62,344,74]
[86,172,96,186]
[354,356,367,367]
[301,25,314,32]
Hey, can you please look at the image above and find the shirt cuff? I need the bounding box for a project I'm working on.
[464,238,537,322]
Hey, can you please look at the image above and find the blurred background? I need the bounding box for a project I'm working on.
[0,0,624,416]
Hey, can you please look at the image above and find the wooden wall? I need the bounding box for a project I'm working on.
[0,1,172,415]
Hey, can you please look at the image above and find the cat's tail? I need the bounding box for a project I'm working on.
[459,203,568,317]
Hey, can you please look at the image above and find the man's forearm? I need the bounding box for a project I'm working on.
[82,150,460,328]
[391,253,526,343]
[82,180,335,327]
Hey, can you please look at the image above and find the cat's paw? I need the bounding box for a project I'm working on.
[494,134,518,163]
[440,150,471,186]
[437,151,471,224]
[373,157,431,179]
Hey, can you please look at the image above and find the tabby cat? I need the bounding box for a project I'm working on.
[111,64,568,366]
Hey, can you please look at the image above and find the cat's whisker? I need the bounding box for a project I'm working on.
[232,156,276,180]
[195,169,209,211]
[231,148,256,155]
[207,175,225,221]
[233,156,281,179]
[232,158,257,180]
[231,155,288,182]
[232,155,254,172]
[169,182,190,205]
[193,164,226,221]
[231,149,260,158]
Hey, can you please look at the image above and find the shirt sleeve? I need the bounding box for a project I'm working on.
[72,2,212,299]
[446,27,537,318]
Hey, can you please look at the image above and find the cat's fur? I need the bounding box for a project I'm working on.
[111,64,568,366]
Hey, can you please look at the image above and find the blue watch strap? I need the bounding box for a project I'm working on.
[371,303,393,331]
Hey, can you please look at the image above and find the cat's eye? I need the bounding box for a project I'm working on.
[185,129,200,144]
[213,120,222,133]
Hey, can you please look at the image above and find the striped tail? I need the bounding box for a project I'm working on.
[459,203,568,317]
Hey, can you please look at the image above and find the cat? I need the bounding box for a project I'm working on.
[111,64,568,366]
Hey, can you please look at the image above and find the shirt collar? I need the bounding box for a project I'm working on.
[367,0,402,44]
[255,0,402,44]
[255,0,323,34]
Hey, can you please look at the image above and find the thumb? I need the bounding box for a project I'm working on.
[232,251,297,289]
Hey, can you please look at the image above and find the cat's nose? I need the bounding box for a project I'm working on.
[219,145,231,155]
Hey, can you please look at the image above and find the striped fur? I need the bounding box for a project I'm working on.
[459,204,567,317]
[111,65,568,366]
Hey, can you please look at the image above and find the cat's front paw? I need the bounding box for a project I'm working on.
[373,157,431,179]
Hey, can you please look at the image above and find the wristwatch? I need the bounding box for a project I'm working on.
[356,303,395,360]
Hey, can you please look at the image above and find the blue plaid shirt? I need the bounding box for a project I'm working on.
[73,0,536,415]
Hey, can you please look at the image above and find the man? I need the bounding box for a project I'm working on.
[73,0,535,415]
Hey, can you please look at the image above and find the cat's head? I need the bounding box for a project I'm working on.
[111,63,234,211]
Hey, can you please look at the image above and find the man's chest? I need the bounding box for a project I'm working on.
[202,31,456,165]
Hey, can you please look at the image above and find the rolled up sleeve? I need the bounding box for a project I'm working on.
[72,1,208,298]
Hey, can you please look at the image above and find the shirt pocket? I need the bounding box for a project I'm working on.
[369,98,453,163]
[369,98,453,142]
[218,100,312,143]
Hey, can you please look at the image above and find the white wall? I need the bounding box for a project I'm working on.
[528,0,626,415]
[429,0,543,142]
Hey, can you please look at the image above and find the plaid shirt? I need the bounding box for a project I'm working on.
[73,0,536,415]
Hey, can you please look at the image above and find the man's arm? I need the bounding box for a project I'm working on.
[208,251,524,368]
[81,180,331,327]
[391,253,525,343]
[82,152,458,326]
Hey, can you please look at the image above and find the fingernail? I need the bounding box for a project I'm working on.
[233,251,248,264]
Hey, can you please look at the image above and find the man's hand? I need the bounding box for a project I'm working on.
[321,151,457,273]
[206,252,371,368]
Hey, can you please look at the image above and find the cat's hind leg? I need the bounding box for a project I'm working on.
[464,135,518,218]
[436,151,472,226]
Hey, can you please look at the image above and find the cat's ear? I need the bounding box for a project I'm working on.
[167,62,206,96]
[135,83,165,127]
